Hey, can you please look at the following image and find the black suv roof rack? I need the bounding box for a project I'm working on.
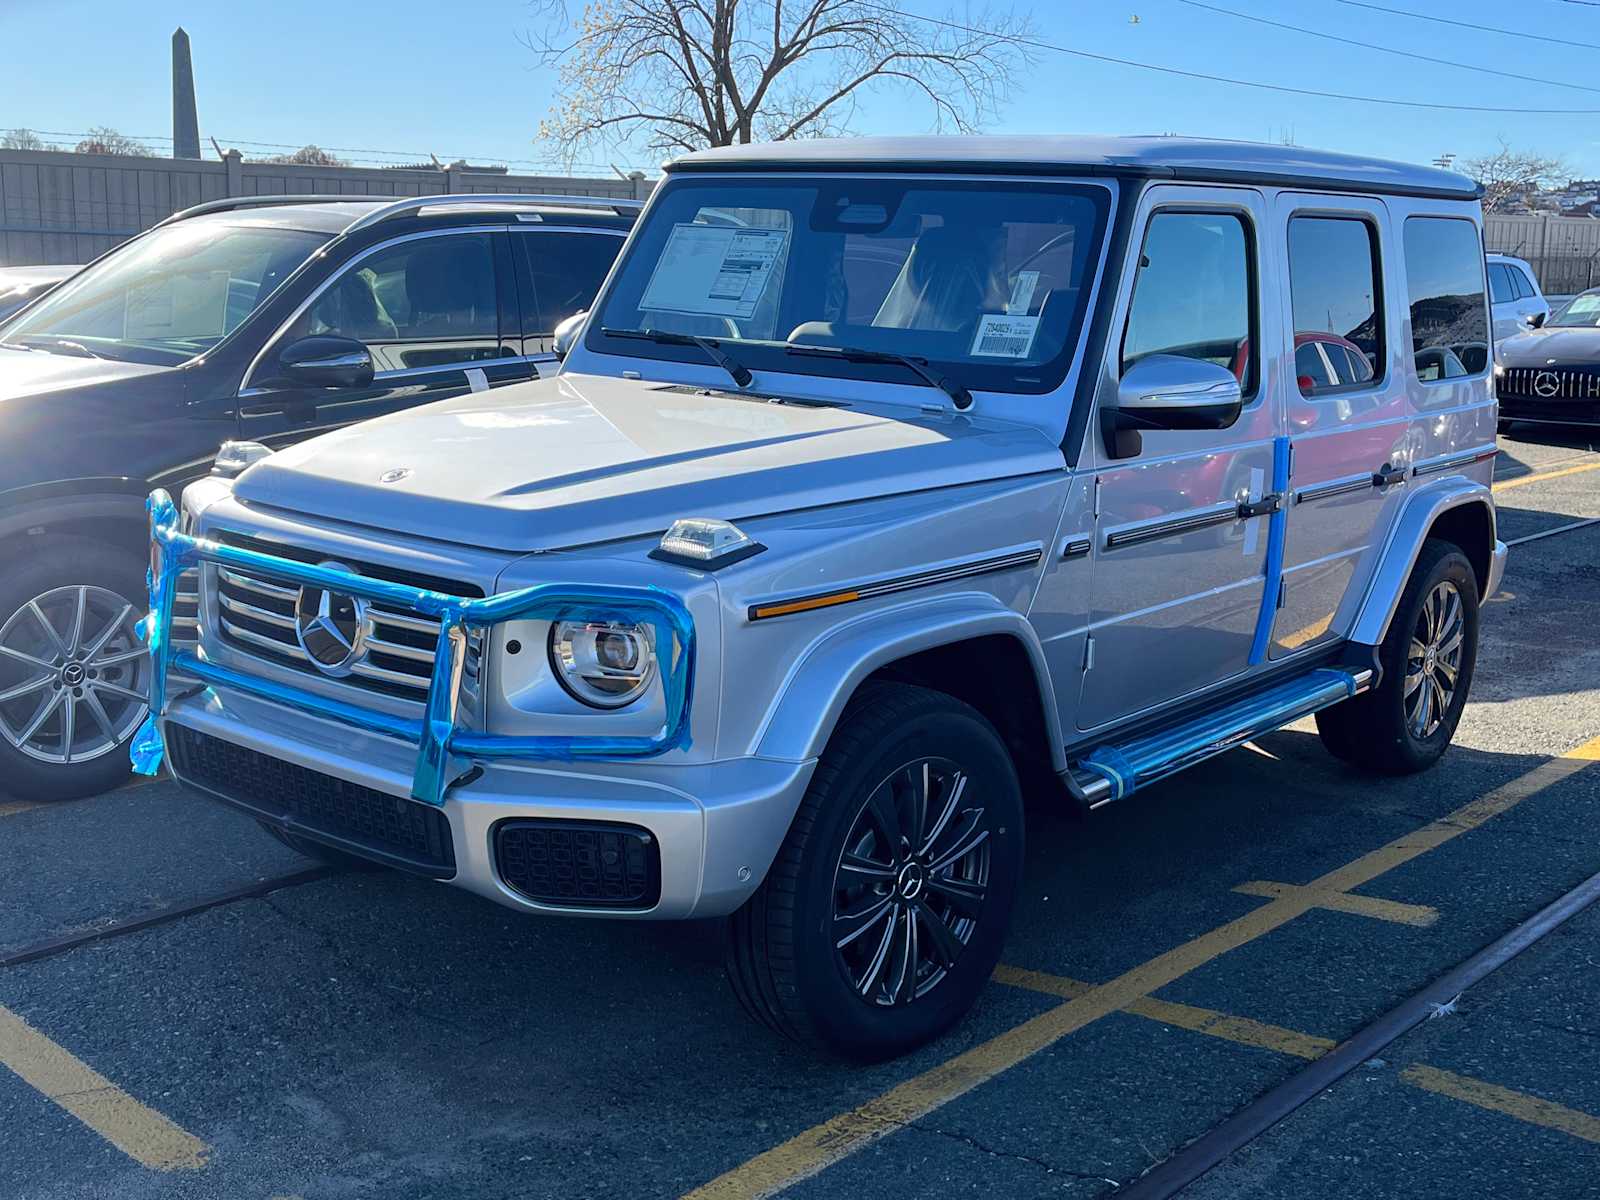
[155,192,644,233]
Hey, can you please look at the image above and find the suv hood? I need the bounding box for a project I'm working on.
[1498,326,1600,366]
[0,348,169,400]
[233,373,1064,552]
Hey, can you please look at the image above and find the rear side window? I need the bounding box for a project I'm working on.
[1122,211,1255,395]
[1512,266,1538,300]
[1287,216,1383,396]
[1488,263,1513,305]
[519,231,624,335]
[1402,218,1488,379]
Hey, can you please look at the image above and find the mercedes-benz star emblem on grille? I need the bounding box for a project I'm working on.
[1533,371,1561,398]
[379,467,411,483]
[294,562,369,676]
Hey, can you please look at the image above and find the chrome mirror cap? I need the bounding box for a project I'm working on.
[1114,353,1245,431]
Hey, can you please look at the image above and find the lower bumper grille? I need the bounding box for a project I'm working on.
[494,820,660,909]
[168,725,455,876]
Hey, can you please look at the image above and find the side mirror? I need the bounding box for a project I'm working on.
[1527,311,1547,330]
[279,335,374,388]
[1114,354,1244,431]
[552,310,586,361]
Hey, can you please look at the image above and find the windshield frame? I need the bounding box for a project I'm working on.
[0,219,331,366]
[584,172,1115,398]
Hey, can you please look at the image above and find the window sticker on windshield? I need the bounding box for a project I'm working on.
[639,224,790,319]
[971,313,1040,358]
[1006,271,1040,315]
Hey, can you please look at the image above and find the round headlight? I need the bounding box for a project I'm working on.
[548,620,657,708]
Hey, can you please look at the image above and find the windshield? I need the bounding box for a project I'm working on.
[0,221,328,364]
[591,176,1110,395]
[1549,291,1600,328]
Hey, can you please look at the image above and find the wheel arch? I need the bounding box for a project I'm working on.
[1350,480,1496,648]
[0,484,149,562]
[752,594,1066,776]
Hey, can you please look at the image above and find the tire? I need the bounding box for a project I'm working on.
[0,536,150,801]
[256,821,383,871]
[727,682,1024,1060]
[1316,539,1479,775]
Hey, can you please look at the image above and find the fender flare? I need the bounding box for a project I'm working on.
[0,483,149,544]
[752,592,1067,771]
[1348,479,1495,647]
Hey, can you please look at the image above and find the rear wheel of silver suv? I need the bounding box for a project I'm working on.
[726,683,1024,1060]
[0,538,149,801]
[1316,539,1479,775]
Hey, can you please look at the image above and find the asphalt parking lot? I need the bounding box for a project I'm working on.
[2,427,1598,1200]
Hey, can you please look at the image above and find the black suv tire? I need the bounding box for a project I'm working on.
[726,682,1024,1060]
[0,537,150,802]
[1317,539,1479,774]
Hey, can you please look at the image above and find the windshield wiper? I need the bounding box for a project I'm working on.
[18,336,105,360]
[0,341,34,352]
[782,342,972,410]
[601,327,753,388]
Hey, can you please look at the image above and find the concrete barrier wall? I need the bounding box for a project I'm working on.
[0,148,651,266]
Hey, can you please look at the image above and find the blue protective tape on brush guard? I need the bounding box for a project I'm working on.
[132,489,697,806]
[1081,745,1135,801]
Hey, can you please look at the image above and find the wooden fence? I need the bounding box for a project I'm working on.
[0,148,651,266]
[1483,214,1600,296]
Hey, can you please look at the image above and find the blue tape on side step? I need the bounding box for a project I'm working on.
[1078,667,1361,802]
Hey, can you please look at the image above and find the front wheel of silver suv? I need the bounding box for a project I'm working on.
[0,537,150,801]
[726,683,1024,1061]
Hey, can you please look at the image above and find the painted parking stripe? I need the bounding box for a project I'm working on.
[0,1004,209,1171]
[1491,460,1600,493]
[681,747,1596,1200]
[1401,1064,1600,1144]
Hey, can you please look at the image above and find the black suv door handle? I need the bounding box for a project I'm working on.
[1372,464,1406,489]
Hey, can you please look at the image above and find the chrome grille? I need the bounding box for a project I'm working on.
[1498,366,1600,402]
[204,531,482,704]
[172,569,200,647]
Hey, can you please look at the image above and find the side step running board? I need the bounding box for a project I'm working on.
[1068,666,1374,809]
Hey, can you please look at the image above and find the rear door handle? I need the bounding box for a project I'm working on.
[1372,463,1406,488]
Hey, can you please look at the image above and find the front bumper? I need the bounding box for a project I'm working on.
[1487,538,1508,601]
[162,689,814,919]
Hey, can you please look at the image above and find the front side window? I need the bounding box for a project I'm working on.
[1287,216,1383,397]
[1121,211,1255,394]
[1402,217,1488,379]
[1,220,326,365]
[591,177,1111,396]
[282,233,503,373]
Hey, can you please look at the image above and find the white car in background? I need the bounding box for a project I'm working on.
[1487,253,1550,342]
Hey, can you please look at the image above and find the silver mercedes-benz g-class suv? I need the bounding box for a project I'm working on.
[138,136,1504,1060]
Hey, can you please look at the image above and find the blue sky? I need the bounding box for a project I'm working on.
[2,0,1597,178]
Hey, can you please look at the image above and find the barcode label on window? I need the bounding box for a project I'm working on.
[970,313,1040,359]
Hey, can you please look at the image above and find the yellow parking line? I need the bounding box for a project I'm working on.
[993,966,1336,1060]
[1492,460,1600,493]
[1566,733,1600,761]
[683,746,1597,1200]
[1401,1064,1600,1144]
[0,1004,209,1171]
[1233,881,1440,926]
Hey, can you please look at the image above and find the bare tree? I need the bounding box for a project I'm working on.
[525,0,1033,160]
[1,128,45,151]
[261,144,351,167]
[73,127,148,156]
[1464,139,1568,213]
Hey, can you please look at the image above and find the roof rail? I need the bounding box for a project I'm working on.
[153,195,375,229]
[341,193,644,234]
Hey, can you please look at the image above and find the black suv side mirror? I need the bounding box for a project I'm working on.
[280,335,374,388]
[552,311,586,361]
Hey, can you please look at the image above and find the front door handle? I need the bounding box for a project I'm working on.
[1372,463,1407,489]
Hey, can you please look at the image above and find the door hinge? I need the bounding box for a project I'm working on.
[1083,634,1096,672]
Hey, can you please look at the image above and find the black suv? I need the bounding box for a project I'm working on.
[0,193,637,799]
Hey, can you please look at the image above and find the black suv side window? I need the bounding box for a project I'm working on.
[519,231,624,336]
[285,233,503,372]
[1122,211,1256,396]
